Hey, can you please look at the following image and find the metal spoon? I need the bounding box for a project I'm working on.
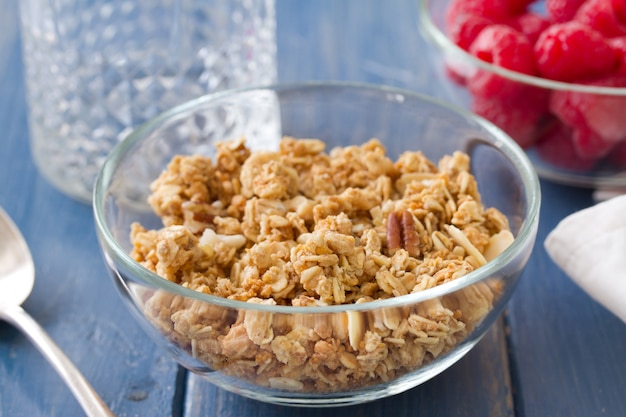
[0,207,115,417]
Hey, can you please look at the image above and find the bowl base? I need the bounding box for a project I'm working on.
[192,341,477,407]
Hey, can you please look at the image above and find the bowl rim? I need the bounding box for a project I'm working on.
[418,0,626,96]
[93,80,541,314]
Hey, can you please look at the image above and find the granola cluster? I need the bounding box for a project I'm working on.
[130,137,513,392]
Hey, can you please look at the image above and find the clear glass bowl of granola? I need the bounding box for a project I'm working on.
[93,82,540,407]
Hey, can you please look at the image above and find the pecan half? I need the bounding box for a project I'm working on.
[401,211,420,257]
[386,210,420,258]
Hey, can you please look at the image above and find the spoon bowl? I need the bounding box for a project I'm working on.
[0,208,34,307]
[0,206,115,417]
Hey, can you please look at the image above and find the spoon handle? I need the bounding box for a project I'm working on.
[1,304,116,417]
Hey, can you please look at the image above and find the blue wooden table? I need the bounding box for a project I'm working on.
[1,1,625,416]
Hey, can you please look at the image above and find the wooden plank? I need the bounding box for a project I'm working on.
[506,181,626,417]
[0,3,181,416]
[276,0,438,93]
[0,137,182,415]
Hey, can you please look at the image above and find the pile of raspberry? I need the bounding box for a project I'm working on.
[445,0,626,171]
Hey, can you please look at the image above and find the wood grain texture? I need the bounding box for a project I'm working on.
[0,2,180,416]
[506,182,626,417]
[276,0,437,92]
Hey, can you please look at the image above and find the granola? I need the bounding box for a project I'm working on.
[130,136,514,392]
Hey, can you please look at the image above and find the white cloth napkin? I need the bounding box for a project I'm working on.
[544,194,626,323]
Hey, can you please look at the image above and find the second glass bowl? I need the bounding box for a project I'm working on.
[419,0,626,189]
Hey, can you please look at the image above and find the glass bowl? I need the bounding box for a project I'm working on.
[419,0,626,189]
[93,82,540,407]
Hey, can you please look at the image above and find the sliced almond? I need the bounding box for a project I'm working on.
[484,230,515,262]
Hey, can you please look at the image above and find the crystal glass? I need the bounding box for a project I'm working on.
[93,82,540,406]
[19,0,276,203]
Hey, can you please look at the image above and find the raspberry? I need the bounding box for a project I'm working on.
[470,25,537,73]
[471,89,549,148]
[448,13,494,51]
[607,140,626,167]
[535,123,597,171]
[534,22,619,82]
[446,0,510,29]
[509,12,551,44]
[613,0,626,24]
[550,75,626,143]
[468,25,537,98]
[505,0,536,15]
[575,0,626,38]
[446,0,521,27]
[609,36,626,74]
[467,69,522,99]
[571,125,616,159]
[546,0,587,23]
[444,63,468,86]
